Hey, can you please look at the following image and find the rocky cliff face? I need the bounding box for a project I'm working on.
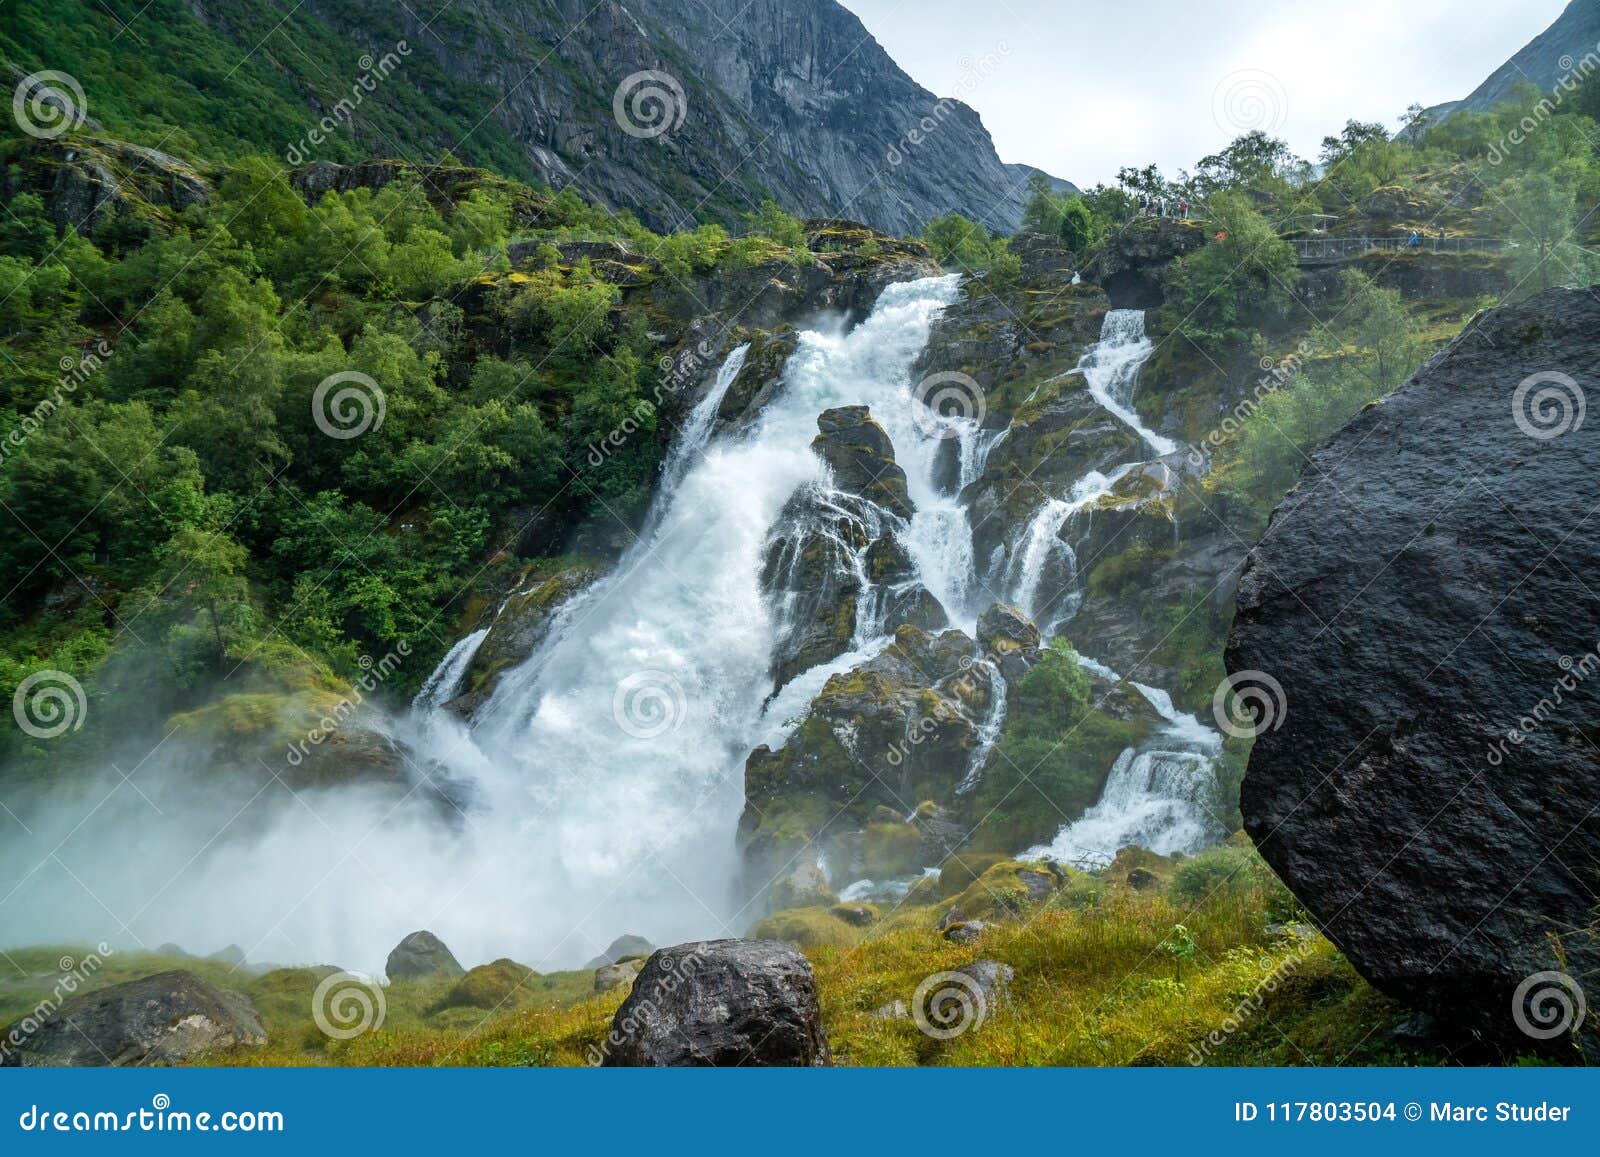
[291,0,1055,234]
[1419,0,1600,125]
[1229,287,1600,1058]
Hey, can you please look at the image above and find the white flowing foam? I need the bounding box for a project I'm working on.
[0,278,964,973]
[413,627,489,709]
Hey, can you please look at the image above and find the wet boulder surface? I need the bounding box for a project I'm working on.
[599,939,831,1066]
[1228,286,1600,1056]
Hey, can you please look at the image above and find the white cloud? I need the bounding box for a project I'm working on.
[844,0,1572,186]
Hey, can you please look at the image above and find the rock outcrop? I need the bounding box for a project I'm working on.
[1,971,265,1066]
[1228,286,1600,1057]
[600,939,831,1066]
[385,931,466,982]
[1088,218,1207,309]
[584,935,656,969]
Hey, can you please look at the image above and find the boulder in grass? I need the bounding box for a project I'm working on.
[384,930,465,982]
[599,939,831,1066]
[1,970,265,1067]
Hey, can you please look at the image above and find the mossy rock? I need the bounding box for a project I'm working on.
[435,958,538,1011]
[748,906,866,949]
[907,852,1009,905]
[946,860,1080,920]
[862,821,923,878]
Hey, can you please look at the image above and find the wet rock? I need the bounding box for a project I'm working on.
[976,603,1042,686]
[1126,867,1160,891]
[768,860,836,911]
[1,971,265,1067]
[1228,286,1600,1058]
[448,565,598,716]
[811,405,914,520]
[385,931,466,982]
[600,940,831,1066]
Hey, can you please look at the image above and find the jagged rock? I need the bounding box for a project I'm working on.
[1088,217,1207,308]
[595,960,645,991]
[1228,286,1600,1059]
[870,999,910,1020]
[742,625,996,902]
[385,931,465,982]
[1126,867,1160,891]
[1,971,265,1067]
[976,603,1042,686]
[599,940,831,1066]
[585,935,656,970]
[811,406,913,519]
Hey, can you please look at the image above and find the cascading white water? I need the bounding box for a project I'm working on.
[0,276,966,974]
[1080,309,1177,457]
[412,627,488,709]
[999,310,1224,866]
[1025,670,1224,866]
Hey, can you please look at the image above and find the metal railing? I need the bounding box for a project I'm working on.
[1289,236,1511,261]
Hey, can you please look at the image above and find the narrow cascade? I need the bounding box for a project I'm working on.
[1007,464,1136,627]
[955,663,1007,795]
[413,627,488,709]
[1024,663,1224,867]
[1080,309,1176,457]
[658,343,749,494]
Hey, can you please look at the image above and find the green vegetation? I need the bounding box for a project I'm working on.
[971,641,1153,850]
[0,119,818,771]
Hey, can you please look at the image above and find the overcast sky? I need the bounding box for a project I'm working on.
[843,0,1572,187]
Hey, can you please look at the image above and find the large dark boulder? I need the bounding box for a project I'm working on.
[1,971,265,1066]
[385,930,465,982]
[1228,286,1600,1058]
[599,939,831,1066]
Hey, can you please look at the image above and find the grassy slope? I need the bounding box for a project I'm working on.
[2,848,1437,1068]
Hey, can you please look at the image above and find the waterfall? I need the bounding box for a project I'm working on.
[1024,661,1225,867]
[412,627,489,709]
[1080,309,1177,457]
